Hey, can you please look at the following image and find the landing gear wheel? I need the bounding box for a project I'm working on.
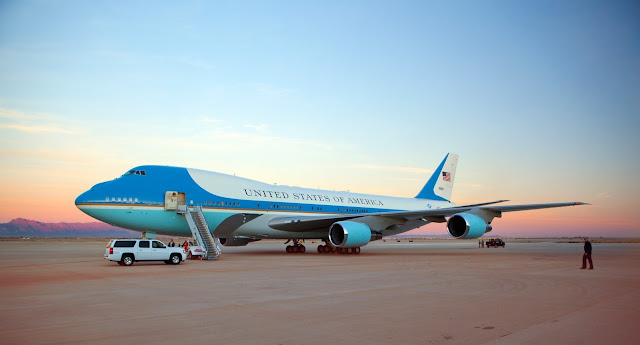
[317,245,324,253]
[285,240,306,254]
[354,247,361,254]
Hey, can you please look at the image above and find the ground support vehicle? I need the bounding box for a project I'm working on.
[486,239,505,248]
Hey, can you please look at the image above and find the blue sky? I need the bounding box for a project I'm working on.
[0,1,638,235]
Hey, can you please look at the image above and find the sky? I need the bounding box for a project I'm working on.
[0,0,638,237]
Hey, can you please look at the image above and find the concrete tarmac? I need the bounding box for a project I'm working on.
[0,239,639,345]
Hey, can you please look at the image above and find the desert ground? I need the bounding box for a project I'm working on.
[0,238,638,345]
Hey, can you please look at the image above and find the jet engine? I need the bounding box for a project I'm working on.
[328,221,381,248]
[219,237,260,247]
[446,213,492,239]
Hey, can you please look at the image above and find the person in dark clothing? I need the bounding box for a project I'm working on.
[581,238,593,269]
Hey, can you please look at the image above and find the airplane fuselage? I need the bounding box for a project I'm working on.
[75,166,453,240]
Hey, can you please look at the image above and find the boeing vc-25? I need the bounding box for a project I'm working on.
[75,154,587,255]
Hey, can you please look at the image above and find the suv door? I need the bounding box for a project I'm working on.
[137,240,153,260]
[151,240,168,260]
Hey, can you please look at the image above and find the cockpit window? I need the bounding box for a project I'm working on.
[123,169,146,177]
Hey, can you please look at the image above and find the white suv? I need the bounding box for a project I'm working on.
[105,239,187,266]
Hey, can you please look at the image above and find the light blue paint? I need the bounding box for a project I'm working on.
[85,208,194,236]
[456,213,488,239]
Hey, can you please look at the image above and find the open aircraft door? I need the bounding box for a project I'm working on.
[164,191,186,211]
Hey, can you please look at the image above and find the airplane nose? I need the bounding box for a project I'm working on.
[75,190,89,206]
[76,180,110,207]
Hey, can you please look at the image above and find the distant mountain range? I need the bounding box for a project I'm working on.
[0,218,139,238]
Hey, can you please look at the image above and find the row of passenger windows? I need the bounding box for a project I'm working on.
[106,197,138,203]
[338,208,369,213]
[202,201,239,207]
[270,204,302,210]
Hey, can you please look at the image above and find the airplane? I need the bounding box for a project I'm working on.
[75,153,588,254]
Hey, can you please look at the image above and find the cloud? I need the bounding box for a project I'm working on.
[594,192,612,199]
[0,149,92,163]
[244,123,269,132]
[0,108,29,120]
[0,123,73,134]
[200,116,223,123]
[0,108,76,134]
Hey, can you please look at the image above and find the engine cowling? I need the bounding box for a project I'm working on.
[447,213,493,239]
[328,221,378,248]
[219,237,259,247]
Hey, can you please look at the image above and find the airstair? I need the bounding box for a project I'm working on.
[185,206,221,260]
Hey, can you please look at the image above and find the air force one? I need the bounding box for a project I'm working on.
[75,154,587,255]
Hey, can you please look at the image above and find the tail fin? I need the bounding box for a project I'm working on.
[415,153,458,201]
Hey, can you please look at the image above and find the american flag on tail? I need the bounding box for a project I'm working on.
[442,172,451,182]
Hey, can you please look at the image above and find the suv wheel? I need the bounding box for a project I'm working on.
[121,254,134,266]
[170,253,181,265]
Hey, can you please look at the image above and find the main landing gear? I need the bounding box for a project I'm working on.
[284,240,361,254]
[285,239,306,254]
[317,242,361,255]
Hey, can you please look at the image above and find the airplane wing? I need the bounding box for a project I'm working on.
[267,201,588,232]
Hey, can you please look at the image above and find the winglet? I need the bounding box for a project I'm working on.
[415,153,458,201]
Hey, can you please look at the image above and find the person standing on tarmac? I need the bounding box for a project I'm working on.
[581,237,593,269]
